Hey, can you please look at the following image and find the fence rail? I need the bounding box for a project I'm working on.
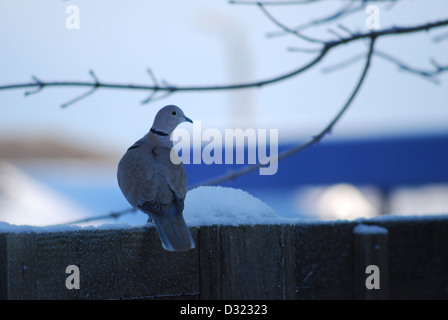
[1,215,447,300]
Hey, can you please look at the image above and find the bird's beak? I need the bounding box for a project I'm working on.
[184,116,193,123]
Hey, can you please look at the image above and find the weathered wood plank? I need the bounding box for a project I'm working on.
[3,227,199,299]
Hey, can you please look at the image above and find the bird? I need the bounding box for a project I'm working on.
[117,105,195,252]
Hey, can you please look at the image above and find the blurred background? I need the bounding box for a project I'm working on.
[1,0,447,226]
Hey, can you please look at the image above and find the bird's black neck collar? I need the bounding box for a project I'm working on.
[150,128,169,136]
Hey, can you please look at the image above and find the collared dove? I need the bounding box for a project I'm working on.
[117,105,195,252]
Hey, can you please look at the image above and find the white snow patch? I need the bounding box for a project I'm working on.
[353,223,388,235]
[183,186,289,226]
[0,221,136,234]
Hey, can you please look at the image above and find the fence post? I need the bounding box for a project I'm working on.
[353,224,389,300]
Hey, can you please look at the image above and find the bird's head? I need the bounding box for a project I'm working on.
[151,105,193,135]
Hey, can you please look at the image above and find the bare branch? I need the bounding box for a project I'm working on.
[1,45,330,104]
[58,37,377,225]
[188,36,376,190]
[30,3,448,225]
[3,19,446,90]
[2,18,447,108]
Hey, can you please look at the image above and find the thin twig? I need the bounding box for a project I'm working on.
[374,50,448,84]
[321,52,366,74]
[54,208,137,226]
[61,70,100,108]
[141,68,160,104]
[257,2,326,44]
[327,28,345,40]
[146,68,159,87]
[287,46,322,54]
[266,0,366,38]
[433,31,448,43]
[230,0,320,5]
[60,87,98,108]
[141,90,158,104]
[323,43,448,83]
[337,24,356,37]
[24,76,45,96]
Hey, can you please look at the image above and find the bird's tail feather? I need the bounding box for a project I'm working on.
[152,204,195,252]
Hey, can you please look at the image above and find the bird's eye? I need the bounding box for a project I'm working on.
[172,111,177,116]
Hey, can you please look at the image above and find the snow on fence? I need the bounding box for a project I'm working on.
[1,215,447,300]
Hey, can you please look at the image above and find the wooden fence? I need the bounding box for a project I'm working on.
[1,215,447,300]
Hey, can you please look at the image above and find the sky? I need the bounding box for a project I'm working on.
[0,0,447,155]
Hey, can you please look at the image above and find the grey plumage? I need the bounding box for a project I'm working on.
[117,105,195,252]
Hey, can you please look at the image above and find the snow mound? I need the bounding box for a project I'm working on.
[183,186,286,226]
[353,223,388,235]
